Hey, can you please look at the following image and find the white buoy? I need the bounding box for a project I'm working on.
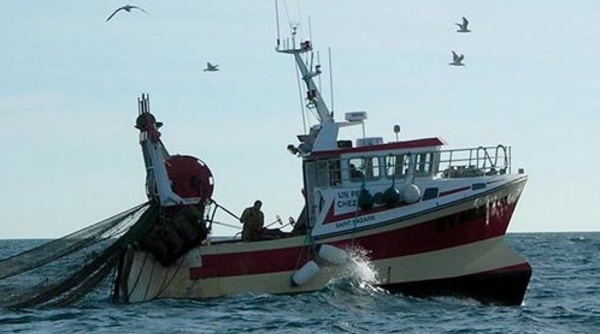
[403,184,421,203]
[317,244,349,265]
[291,260,320,286]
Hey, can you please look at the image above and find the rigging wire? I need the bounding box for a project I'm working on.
[282,0,299,33]
[297,0,305,44]
[294,59,308,134]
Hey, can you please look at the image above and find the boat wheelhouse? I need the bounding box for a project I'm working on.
[301,136,518,236]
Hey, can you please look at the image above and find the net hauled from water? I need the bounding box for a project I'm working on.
[0,202,159,309]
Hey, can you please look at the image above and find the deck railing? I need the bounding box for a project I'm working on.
[437,145,511,179]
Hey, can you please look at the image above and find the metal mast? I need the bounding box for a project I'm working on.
[276,29,333,125]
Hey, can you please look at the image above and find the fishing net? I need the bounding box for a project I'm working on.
[0,202,159,309]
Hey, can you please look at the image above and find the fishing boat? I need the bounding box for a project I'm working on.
[113,28,531,306]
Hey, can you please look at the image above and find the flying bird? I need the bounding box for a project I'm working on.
[449,51,465,66]
[203,62,219,72]
[455,17,471,33]
[106,4,148,22]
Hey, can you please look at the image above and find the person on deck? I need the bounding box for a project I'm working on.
[240,200,265,241]
[350,164,364,181]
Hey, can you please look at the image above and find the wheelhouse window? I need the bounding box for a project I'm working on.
[314,159,341,187]
[414,152,434,177]
[365,156,381,180]
[385,154,409,179]
[347,156,380,182]
[348,157,365,182]
[328,160,341,186]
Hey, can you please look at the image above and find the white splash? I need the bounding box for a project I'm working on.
[323,246,385,295]
[344,247,379,284]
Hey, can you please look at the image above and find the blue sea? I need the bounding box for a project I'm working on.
[0,233,599,333]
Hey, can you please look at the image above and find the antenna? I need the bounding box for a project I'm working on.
[138,94,151,115]
[274,0,281,48]
[328,47,335,117]
[362,122,366,139]
[308,16,312,45]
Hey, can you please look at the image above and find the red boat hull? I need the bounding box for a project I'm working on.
[119,177,530,305]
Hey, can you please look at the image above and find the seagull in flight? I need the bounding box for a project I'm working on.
[106,4,148,22]
[203,62,219,72]
[455,17,471,33]
[449,51,465,66]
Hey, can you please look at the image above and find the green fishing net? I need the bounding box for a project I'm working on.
[0,202,158,308]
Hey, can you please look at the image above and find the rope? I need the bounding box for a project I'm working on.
[292,228,316,274]
[211,199,241,221]
[211,220,242,230]
[154,256,186,298]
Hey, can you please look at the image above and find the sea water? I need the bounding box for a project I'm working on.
[0,233,599,334]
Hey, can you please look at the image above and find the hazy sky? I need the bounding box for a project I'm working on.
[1,1,599,238]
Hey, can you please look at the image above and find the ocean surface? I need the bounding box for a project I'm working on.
[0,233,598,334]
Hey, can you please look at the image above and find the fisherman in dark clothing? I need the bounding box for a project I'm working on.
[240,200,265,241]
[350,163,364,181]
[240,200,292,241]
